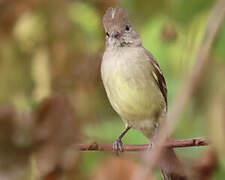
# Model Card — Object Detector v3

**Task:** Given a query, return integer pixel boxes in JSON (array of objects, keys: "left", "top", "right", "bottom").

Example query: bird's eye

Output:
[
  {"left": 125, "top": 25, "right": 130, "bottom": 31},
  {"left": 106, "top": 32, "right": 110, "bottom": 37}
]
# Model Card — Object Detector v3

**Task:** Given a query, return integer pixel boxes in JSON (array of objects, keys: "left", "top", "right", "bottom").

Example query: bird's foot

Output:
[
  {"left": 147, "top": 142, "right": 154, "bottom": 151},
  {"left": 113, "top": 138, "right": 123, "bottom": 155}
]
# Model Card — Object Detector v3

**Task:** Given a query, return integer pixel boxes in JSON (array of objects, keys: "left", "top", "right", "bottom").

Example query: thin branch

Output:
[{"left": 77, "top": 137, "right": 208, "bottom": 151}]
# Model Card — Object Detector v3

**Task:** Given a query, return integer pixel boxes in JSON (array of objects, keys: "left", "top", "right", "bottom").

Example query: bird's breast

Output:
[{"left": 101, "top": 47, "right": 165, "bottom": 124}]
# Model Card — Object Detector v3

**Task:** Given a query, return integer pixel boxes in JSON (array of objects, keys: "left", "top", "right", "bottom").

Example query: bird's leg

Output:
[
  {"left": 148, "top": 123, "right": 159, "bottom": 150},
  {"left": 113, "top": 125, "right": 131, "bottom": 155}
]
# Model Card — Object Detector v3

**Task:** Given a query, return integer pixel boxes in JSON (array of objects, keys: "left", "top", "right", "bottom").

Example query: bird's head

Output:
[{"left": 103, "top": 7, "right": 142, "bottom": 48}]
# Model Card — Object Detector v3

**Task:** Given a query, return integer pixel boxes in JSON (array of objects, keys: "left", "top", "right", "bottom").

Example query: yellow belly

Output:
[{"left": 105, "top": 71, "right": 164, "bottom": 122}]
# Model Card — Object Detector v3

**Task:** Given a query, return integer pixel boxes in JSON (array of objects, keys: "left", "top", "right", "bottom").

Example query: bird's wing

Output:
[{"left": 144, "top": 48, "right": 168, "bottom": 108}]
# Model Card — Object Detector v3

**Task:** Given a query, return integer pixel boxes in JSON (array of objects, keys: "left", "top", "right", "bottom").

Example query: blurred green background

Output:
[{"left": 0, "top": 0, "right": 225, "bottom": 179}]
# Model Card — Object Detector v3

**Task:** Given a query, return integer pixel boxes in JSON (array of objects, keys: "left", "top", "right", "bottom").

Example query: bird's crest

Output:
[{"left": 103, "top": 7, "right": 129, "bottom": 32}]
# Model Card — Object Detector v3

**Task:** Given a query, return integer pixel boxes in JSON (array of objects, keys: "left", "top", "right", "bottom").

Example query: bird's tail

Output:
[{"left": 158, "top": 147, "right": 187, "bottom": 180}]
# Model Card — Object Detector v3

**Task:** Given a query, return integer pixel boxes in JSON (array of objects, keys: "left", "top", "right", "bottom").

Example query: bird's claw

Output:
[
  {"left": 148, "top": 142, "right": 154, "bottom": 150},
  {"left": 113, "top": 139, "right": 123, "bottom": 155}
]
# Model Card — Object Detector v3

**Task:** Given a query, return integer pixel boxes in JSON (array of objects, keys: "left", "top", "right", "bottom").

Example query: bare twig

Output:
[{"left": 77, "top": 137, "right": 208, "bottom": 151}]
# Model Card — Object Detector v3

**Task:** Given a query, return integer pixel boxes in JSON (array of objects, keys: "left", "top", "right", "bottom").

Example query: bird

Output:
[{"left": 101, "top": 7, "right": 187, "bottom": 180}]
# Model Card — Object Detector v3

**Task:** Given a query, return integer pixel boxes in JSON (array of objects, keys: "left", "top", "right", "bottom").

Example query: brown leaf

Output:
[
  {"left": 91, "top": 157, "right": 146, "bottom": 180},
  {"left": 32, "top": 94, "right": 81, "bottom": 179},
  {"left": 192, "top": 150, "right": 218, "bottom": 180},
  {"left": 0, "top": 104, "right": 32, "bottom": 180}
]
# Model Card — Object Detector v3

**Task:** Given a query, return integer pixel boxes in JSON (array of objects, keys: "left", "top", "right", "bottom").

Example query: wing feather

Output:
[{"left": 144, "top": 48, "right": 168, "bottom": 109}]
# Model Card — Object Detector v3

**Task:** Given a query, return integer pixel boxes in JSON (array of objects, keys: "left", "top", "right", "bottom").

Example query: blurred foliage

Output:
[{"left": 0, "top": 0, "right": 225, "bottom": 179}]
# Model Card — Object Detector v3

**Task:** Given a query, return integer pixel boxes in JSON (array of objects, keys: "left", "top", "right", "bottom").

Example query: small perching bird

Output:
[{"left": 101, "top": 7, "right": 187, "bottom": 180}]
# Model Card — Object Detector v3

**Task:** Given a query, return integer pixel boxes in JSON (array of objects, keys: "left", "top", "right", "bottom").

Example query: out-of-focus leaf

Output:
[
  {"left": 171, "top": 0, "right": 213, "bottom": 23},
  {"left": 31, "top": 47, "right": 51, "bottom": 102},
  {"left": 214, "top": 22, "right": 225, "bottom": 60},
  {"left": 32, "top": 94, "right": 81, "bottom": 179},
  {"left": 68, "top": 2, "right": 102, "bottom": 53},
  {"left": 0, "top": 104, "right": 32, "bottom": 180},
  {"left": 13, "top": 11, "right": 46, "bottom": 51},
  {"left": 68, "top": 2, "right": 100, "bottom": 35},
  {"left": 27, "top": 155, "right": 41, "bottom": 180},
  {"left": 192, "top": 150, "right": 218, "bottom": 180},
  {"left": 141, "top": 16, "right": 170, "bottom": 69},
  {"left": 208, "top": 94, "right": 225, "bottom": 155},
  {"left": 170, "top": 12, "right": 208, "bottom": 75},
  {"left": 91, "top": 157, "right": 143, "bottom": 180}
]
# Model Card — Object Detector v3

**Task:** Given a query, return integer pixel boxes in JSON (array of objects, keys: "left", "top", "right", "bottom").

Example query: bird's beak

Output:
[{"left": 111, "top": 31, "right": 120, "bottom": 38}]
